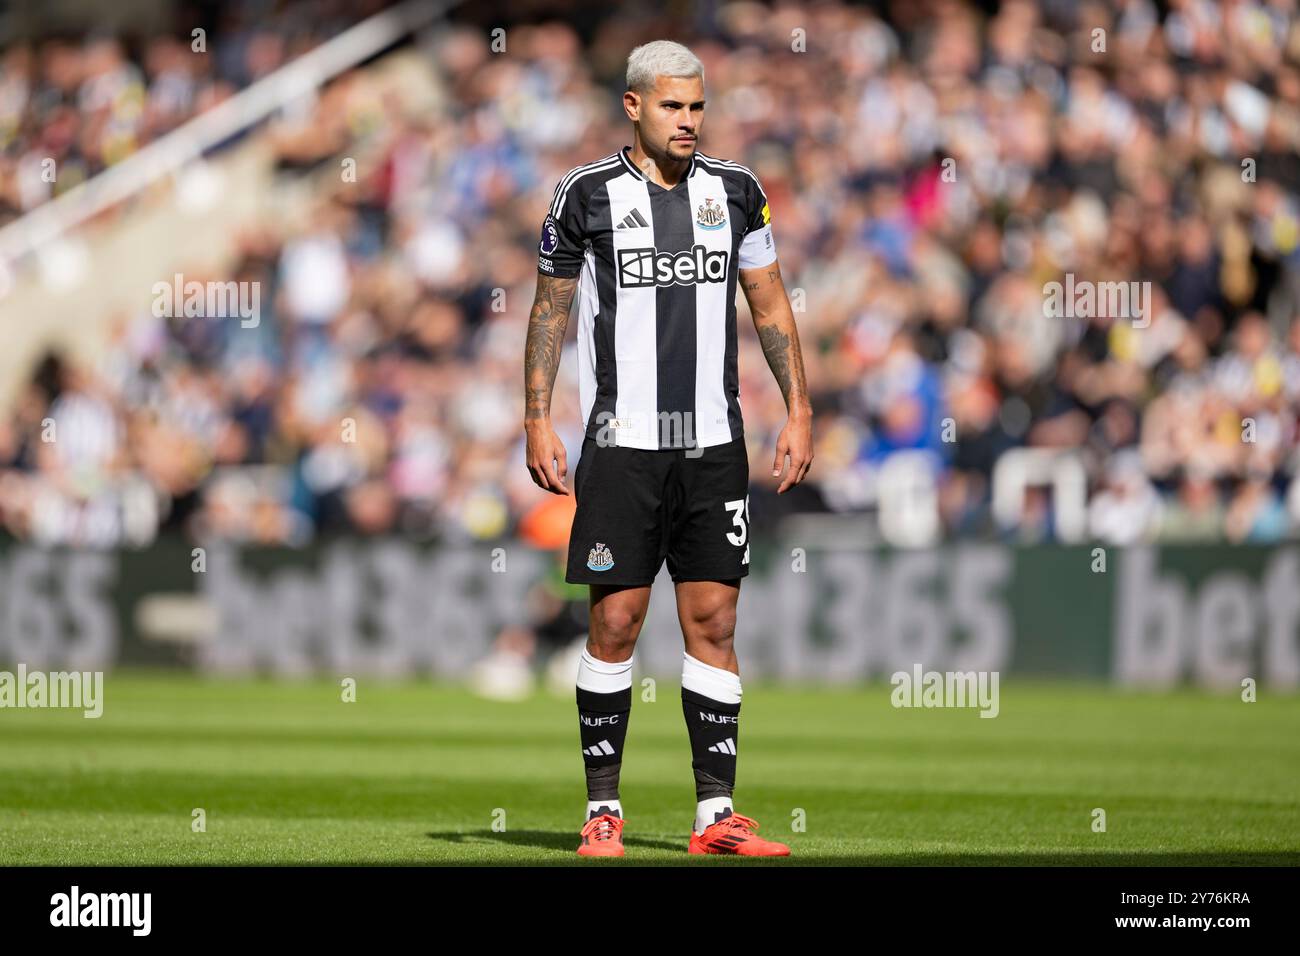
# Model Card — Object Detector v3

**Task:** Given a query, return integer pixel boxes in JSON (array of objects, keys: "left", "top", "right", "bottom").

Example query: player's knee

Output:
[
  {"left": 687, "top": 603, "right": 736, "bottom": 649},
  {"left": 589, "top": 603, "right": 644, "bottom": 653}
]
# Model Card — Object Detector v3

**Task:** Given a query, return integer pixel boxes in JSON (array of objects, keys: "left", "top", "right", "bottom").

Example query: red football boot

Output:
[
  {"left": 688, "top": 812, "right": 789, "bottom": 857},
  {"left": 577, "top": 813, "right": 625, "bottom": 857}
]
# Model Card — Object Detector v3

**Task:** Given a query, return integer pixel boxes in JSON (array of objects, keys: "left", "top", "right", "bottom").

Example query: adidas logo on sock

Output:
[
  {"left": 615, "top": 208, "right": 649, "bottom": 229},
  {"left": 584, "top": 740, "right": 615, "bottom": 757},
  {"left": 707, "top": 738, "right": 736, "bottom": 755}
]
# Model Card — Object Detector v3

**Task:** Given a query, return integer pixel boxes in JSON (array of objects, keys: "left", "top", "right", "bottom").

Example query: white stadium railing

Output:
[{"left": 0, "top": 0, "right": 451, "bottom": 271}]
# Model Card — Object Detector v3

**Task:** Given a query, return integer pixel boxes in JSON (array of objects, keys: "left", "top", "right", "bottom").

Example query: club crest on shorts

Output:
[
  {"left": 696, "top": 197, "right": 726, "bottom": 230},
  {"left": 587, "top": 542, "right": 614, "bottom": 572}
]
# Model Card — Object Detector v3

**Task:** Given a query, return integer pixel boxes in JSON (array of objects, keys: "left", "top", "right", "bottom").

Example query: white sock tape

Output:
[
  {"left": 681, "top": 652, "right": 742, "bottom": 705},
  {"left": 577, "top": 648, "right": 634, "bottom": 694}
]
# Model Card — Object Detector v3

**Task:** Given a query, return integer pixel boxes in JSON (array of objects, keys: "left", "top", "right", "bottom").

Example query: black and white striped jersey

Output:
[{"left": 537, "top": 146, "right": 778, "bottom": 451}]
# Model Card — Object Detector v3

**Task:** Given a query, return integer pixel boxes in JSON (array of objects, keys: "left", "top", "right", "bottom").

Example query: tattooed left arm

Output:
[{"left": 740, "top": 259, "right": 813, "bottom": 493}]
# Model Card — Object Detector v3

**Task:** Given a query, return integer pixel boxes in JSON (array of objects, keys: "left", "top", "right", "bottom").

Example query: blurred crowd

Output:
[
  {"left": 0, "top": 0, "right": 385, "bottom": 223},
  {"left": 4, "top": 0, "right": 1300, "bottom": 549}
]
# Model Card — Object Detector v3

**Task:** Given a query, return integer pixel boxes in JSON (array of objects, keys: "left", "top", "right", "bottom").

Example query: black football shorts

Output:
[{"left": 565, "top": 435, "right": 751, "bottom": 586}]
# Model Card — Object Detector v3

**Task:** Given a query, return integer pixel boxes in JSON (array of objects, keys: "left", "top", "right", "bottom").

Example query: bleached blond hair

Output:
[{"left": 626, "top": 40, "right": 704, "bottom": 94}]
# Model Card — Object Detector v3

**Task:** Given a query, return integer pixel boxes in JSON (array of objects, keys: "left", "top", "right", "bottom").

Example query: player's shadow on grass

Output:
[
  {"left": 426, "top": 830, "right": 681, "bottom": 852},
  {"left": 415, "top": 843, "right": 1299, "bottom": 865}
]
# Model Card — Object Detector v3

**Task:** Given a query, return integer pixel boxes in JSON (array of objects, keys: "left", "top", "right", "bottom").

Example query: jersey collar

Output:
[{"left": 620, "top": 146, "right": 696, "bottom": 187}]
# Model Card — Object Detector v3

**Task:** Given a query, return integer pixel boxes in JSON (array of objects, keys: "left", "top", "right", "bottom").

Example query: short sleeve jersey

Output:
[{"left": 538, "top": 146, "right": 777, "bottom": 451}]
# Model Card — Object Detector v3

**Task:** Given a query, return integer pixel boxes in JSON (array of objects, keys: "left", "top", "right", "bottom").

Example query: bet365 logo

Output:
[{"left": 617, "top": 245, "right": 728, "bottom": 288}]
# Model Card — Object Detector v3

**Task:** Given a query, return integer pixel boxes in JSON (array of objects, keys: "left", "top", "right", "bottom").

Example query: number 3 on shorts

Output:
[{"left": 724, "top": 496, "right": 750, "bottom": 565}]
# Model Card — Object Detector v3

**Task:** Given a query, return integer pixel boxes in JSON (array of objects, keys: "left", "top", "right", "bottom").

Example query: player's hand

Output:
[
  {"left": 525, "top": 420, "right": 570, "bottom": 495},
  {"left": 772, "top": 410, "right": 813, "bottom": 494}
]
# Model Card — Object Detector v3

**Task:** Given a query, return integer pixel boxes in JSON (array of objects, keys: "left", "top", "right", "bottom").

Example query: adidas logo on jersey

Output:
[
  {"left": 615, "top": 208, "right": 649, "bottom": 229},
  {"left": 617, "top": 245, "right": 728, "bottom": 288},
  {"left": 707, "top": 738, "right": 736, "bottom": 755},
  {"left": 584, "top": 739, "right": 616, "bottom": 756}
]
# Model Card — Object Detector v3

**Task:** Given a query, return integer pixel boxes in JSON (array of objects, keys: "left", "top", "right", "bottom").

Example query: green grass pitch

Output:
[{"left": 1, "top": 672, "right": 1297, "bottom": 865}]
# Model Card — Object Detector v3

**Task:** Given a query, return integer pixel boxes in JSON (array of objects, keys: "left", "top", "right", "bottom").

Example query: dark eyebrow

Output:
[{"left": 659, "top": 99, "right": 706, "bottom": 108}]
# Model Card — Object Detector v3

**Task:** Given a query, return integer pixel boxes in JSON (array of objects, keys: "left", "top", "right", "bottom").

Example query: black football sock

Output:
[
  {"left": 577, "top": 649, "right": 633, "bottom": 819},
  {"left": 681, "top": 652, "right": 743, "bottom": 830},
  {"left": 682, "top": 687, "right": 740, "bottom": 800}
]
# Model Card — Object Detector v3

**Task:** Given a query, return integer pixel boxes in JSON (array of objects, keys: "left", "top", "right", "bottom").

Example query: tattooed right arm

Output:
[
  {"left": 524, "top": 274, "right": 578, "bottom": 422},
  {"left": 523, "top": 272, "right": 579, "bottom": 495}
]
